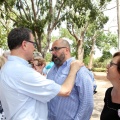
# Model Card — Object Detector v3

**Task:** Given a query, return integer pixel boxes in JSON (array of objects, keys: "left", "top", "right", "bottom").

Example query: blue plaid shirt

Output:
[{"left": 47, "top": 57, "right": 94, "bottom": 120}]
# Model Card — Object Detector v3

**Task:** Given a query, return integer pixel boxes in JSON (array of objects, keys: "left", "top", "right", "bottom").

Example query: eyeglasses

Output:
[
  {"left": 49, "top": 47, "right": 66, "bottom": 52},
  {"left": 25, "top": 40, "right": 37, "bottom": 48},
  {"left": 108, "top": 61, "right": 118, "bottom": 68}
]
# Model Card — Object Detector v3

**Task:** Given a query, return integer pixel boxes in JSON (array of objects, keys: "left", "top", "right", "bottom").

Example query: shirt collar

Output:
[
  {"left": 54, "top": 57, "right": 75, "bottom": 68},
  {"left": 8, "top": 55, "right": 29, "bottom": 66},
  {"left": 62, "top": 57, "right": 75, "bottom": 66}
]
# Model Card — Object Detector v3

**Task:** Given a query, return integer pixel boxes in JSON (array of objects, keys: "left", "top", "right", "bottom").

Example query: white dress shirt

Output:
[{"left": 0, "top": 56, "right": 61, "bottom": 120}]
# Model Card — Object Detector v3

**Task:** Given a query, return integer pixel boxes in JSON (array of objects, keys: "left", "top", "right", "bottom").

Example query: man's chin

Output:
[
  {"left": 53, "top": 57, "right": 57, "bottom": 60},
  {"left": 53, "top": 58, "right": 57, "bottom": 62},
  {"left": 28, "top": 57, "right": 33, "bottom": 62}
]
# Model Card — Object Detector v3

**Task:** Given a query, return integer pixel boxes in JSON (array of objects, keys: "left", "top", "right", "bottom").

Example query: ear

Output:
[{"left": 21, "top": 41, "right": 27, "bottom": 50}]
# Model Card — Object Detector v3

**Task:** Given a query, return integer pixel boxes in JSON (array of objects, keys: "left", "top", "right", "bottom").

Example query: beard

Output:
[{"left": 52, "top": 53, "right": 65, "bottom": 66}]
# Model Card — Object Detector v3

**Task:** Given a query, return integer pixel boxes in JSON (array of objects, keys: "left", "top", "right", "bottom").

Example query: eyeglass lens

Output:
[{"left": 50, "top": 47, "right": 66, "bottom": 52}]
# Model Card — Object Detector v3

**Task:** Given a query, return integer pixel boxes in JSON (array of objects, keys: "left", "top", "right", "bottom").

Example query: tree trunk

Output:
[
  {"left": 88, "top": 33, "right": 96, "bottom": 69},
  {"left": 77, "top": 39, "right": 84, "bottom": 62},
  {"left": 116, "top": 0, "right": 120, "bottom": 49}
]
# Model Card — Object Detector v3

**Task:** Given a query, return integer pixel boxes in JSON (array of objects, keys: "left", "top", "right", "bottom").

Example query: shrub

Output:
[{"left": 92, "top": 68, "right": 106, "bottom": 72}]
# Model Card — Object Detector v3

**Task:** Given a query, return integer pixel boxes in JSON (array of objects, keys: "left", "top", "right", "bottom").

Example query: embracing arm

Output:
[
  {"left": 58, "top": 60, "right": 84, "bottom": 96},
  {"left": 74, "top": 68, "right": 94, "bottom": 120}
]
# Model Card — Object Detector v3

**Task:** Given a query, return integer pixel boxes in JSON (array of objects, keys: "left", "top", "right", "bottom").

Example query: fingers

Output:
[{"left": 70, "top": 60, "right": 84, "bottom": 72}]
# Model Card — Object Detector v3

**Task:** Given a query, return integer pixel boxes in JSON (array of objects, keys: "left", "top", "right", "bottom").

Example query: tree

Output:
[
  {"left": 0, "top": 0, "right": 112, "bottom": 60},
  {"left": 0, "top": 0, "right": 81, "bottom": 57},
  {"left": 0, "top": 3, "right": 15, "bottom": 50},
  {"left": 99, "top": 50, "right": 112, "bottom": 62},
  {"left": 84, "top": 29, "right": 117, "bottom": 68},
  {"left": 0, "top": 25, "right": 8, "bottom": 50},
  {"left": 66, "top": 0, "right": 112, "bottom": 62},
  {"left": 1, "top": 0, "right": 67, "bottom": 57}
]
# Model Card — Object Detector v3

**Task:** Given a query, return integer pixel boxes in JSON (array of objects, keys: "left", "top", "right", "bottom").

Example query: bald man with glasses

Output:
[{"left": 47, "top": 38, "right": 94, "bottom": 120}]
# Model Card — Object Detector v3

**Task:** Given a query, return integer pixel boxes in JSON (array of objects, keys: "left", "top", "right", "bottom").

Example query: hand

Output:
[
  {"left": 70, "top": 60, "right": 84, "bottom": 72},
  {"left": 34, "top": 64, "right": 45, "bottom": 74},
  {"left": 37, "top": 64, "right": 45, "bottom": 74}
]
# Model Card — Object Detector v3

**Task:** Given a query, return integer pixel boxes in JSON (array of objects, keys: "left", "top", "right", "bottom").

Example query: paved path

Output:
[{"left": 90, "top": 72, "right": 112, "bottom": 120}]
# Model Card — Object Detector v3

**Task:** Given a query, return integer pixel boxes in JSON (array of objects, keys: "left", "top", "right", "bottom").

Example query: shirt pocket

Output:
[{"left": 55, "top": 68, "right": 69, "bottom": 84}]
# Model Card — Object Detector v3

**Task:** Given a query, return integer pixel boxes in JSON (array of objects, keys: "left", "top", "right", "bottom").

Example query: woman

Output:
[
  {"left": 31, "top": 56, "right": 46, "bottom": 75},
  {"left": 100, "top": 51, "right": 120, "bottom": 120}
]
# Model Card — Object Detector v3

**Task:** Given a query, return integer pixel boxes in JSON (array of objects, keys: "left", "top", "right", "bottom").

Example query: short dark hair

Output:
[{"left": 8, "top": 27, "right": 32, "bottom": 50}]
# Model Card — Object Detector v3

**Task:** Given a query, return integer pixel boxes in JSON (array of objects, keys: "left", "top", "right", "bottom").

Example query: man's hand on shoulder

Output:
[{"left": 70, "top": 60, "right": 84, "bottom": 73}]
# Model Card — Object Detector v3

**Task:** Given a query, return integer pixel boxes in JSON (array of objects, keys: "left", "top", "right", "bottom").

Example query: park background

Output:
[
  {"left": 0, "top": 0, "right": 119, "bottom": 119},
  {"left": 0, "top": 0, "right": 119, "bottom": 71}
]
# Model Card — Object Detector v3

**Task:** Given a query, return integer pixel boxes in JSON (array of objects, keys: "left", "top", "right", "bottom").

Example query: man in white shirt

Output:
[{"left": 0, "top": 27, "right": 82, "bottom": 120}]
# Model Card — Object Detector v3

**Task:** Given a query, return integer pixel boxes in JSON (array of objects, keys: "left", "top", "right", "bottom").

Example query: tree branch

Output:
[
  {"left": 67, "top": 25, "right": 79, "bottom": 41},
  {"left": 24, "top": 0, "right": 31, "bottom": 18},
  {"left": 103, "top": 6, "right": 117, "bottom": 12},
  {"left": 47, "top": 0, "right": 52, "bottom": 32},
  {"left": 31, "top": 0, "right": 37, "bottom": 21},
  {"left": 0, "top": 21, "right": 7, "bottom": 30},
  {"left": 51, "top": 0, "right": 66, "bottom": 30},
  {"left": 19, "top": 0, "right": 29, "bottom": 20},
  {"left": 4, "top": 0, "right": 22, "bottom": 20}
]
